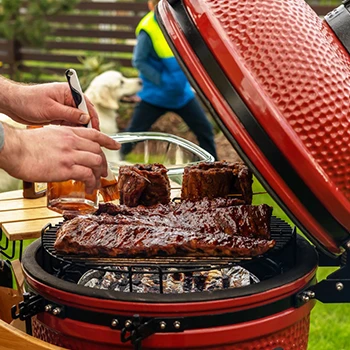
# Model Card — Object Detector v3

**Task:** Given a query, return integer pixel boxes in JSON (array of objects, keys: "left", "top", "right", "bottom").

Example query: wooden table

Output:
[{"left": 0, "top": 190, "right": 63, "bottom": 260}]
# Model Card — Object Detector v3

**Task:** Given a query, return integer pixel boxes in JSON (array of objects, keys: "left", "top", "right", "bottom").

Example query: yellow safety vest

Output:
[{"left": 135, "top": 11, "right": 173, "bottom": 59}]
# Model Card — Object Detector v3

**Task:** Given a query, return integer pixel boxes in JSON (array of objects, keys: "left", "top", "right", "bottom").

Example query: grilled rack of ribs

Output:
[
  {"left": 54, "top": 199, "right": 274, "bottom": 258},
  {"left": 181, "top": 161, "right": 253, "bottom": 204},
  {"left": 54, "top": 216, "right": 274, "bottom": 258},
  {"left": 118, "top": 163, "right": 171, "bottom": 207},
  {"left": 94, "top": 199, "right": 271, "bottom": 239}
]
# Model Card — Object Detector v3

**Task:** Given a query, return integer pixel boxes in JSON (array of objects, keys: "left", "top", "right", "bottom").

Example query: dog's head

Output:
[{"left": 85, "top": 70, "right": 142, "bottom": 110}]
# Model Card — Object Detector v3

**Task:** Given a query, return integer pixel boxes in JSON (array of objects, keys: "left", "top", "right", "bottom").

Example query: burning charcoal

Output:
[
  {"left": 77, "top": 265, "right": 259, "bottom": 294},
  {"left": 111, "top": 282, "right": 122, "bottom": 291},
  {"left": 192, "top": 271, "right": 208, "bottom": 292},
  {"left": 163, "top": 269, "right": 185, "bottom": 294},
  {"left": 224, "top": 266, "right": 254, "bottom": 288},
  {"left": 222, "top": 276, "right": 230, "bottom": 289},
  {"left": 183, "top": 272, "right": 194, "bottom": 293},
  {"left": 84, "top": 278, "right": 101, "bottom": 289},
  {"left": 203, "top": 270, "right": 223, "bottom": 291}
]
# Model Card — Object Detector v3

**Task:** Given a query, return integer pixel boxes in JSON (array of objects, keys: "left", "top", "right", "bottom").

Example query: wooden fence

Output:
[
  {"left": 0, "top": 2, "right": 340, "bottom": 83},
  {"left": 0, "top": 1, "right": 148, "bottom": 82}
]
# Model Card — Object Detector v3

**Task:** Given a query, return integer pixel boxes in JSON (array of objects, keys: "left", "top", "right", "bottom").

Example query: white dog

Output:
[
  {"left": 85, "top": 70, "right": 142, "bottom": 165},
  {"left": 85, "top": 70, "right": 142, "bottom": 136}
]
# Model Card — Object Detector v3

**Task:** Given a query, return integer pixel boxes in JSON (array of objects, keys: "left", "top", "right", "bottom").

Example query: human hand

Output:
[
  {"left": 0, "top": 80, "right": 99, "bottom": 129},
  {"left": 0, "top": 124, "right": 120, "bottom": 192}
]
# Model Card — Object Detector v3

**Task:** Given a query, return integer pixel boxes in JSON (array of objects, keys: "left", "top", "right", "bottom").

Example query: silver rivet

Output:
[
  {"left": 125, "top": 320, "right": 132, "bottom": 328},
  {"left": 307, "top": 291, "right": 315, "bottom": 299},
  {"left": 346, "top": 241, "right": 350, "bottom": 249},
  {"left": 111, "top": 319, "right": 119, "bottom": 327},
  {"left": 159, "top": 321, "right": 166, "bottom": 330},
  {"left": 44, "top": 305, "right": 52, "bottom": 312},
  {"left": 52, "top": 307, "right": 61, "bottom": 316},
  {"left": 173, "top": 321, "right": 181, "bottom": 329},
  {"left": 301, "top": 295, "right": 310, "bottom": 303},
  {"left": 336, "top": 282, "right": 344, "bottom": 291}
]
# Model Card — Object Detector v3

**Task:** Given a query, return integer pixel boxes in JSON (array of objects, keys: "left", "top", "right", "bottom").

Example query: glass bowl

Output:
[{"left": 107, "top": 132, "right": 215, "bottom": 186}]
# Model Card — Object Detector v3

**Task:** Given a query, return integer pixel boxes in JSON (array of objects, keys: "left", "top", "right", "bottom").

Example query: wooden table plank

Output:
[
  {"left": 0, "top": 197, "right": 47, "bottom": 212},
  {"left": 0, "top": 190, "right": 24, "bottom": 201},
  {"left": 0, "top": 207, "right": 61, "bottom": 225},
  {"left": 2, "top": 217, "right": 63, "bottom": 241}
]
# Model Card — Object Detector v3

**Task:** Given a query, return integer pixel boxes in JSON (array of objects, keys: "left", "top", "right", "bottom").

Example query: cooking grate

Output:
[
  {"left": 41, "top": 216, "right": 294, "bottom": 267},
  {"left": 38, "top": 216, "right": 296, "bottom": 293}
]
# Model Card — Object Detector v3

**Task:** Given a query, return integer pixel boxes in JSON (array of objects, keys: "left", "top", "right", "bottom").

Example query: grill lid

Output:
[{"left": 156, "top": 0, "right": 350, "bottom": 256}]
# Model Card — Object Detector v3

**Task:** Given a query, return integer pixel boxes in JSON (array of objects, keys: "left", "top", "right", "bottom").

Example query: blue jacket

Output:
[{"left": 133, "top": 12, "right": 194, "bottom": 109}]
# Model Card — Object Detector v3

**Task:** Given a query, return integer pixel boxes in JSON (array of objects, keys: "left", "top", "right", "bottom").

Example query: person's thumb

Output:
[{"left": 57, "top": 104, "right": 91, "bottom": 126}]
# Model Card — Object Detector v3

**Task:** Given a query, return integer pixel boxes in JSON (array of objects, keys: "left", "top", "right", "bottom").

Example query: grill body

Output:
[
  {"left": 22, "top": 236, "right": 318, "bottom": 349},
  {"left": 31, "top": 309, "right": 313, "bottom": 349}
]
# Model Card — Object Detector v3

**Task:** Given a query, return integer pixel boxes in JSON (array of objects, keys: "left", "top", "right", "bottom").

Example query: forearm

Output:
[
  {"left": 0, "top": 122, "right": 22, "bottom": 176},
  {"left": 0, "top": 77, "right": 22, "bottom": 118}
]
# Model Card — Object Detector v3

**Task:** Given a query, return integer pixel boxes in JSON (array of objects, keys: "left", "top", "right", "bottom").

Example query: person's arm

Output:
[
  {"left": 0, "top": 77, "right": 100, "bottom": 129},
  {"left": 132, "top": 30, "right": 162, "bottom": 86},
  {"left": 0, "top": 123, "right": 120, "bottom": 193}
]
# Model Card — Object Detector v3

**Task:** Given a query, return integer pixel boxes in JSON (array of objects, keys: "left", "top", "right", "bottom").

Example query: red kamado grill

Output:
[{"left": 13, "top": 0, "right": 350, "bottom": 349}]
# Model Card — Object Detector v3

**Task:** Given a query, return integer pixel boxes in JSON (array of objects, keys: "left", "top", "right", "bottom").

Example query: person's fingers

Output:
[
  {"left": 85, "top": 95, "right": 100, "bottom": 130},
  {"left": 70, "top": 151, "right": 107, "bottom": 181},
  {"left": 53, "top": 104, "right": 91, "bottom": 126},
  {"left": 68, "top": 165, "right": 98, "bottom": 194},
  {"left": 71, "top": 127, "right": 121, "bottom": 150}
]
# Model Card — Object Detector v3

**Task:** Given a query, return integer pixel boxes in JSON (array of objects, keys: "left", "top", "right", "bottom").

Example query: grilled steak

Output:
[
  {"left": 181, "top": 161, "right": 253, "bottom": 204},
  {"left": 54, "top": 215, "right": 275, "bottom": 258},
  {"left": 118, "top": 163, "right": 171, "bottom": 207}
]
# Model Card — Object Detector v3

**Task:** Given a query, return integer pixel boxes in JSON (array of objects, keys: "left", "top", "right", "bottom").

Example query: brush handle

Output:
[{"left": 65, "top": 69, "right": 92, "bottom": 128}]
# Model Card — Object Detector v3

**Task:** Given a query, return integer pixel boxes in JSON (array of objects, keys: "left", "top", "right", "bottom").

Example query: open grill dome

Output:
[{"left": 156, "top": 0, "right": 350, "bottom": 256}]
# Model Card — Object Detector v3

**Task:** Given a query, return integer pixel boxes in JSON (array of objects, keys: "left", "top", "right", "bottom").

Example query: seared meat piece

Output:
[
  {"left": 181, "top": 161, "right": 253, "bottom": 204},
  {"left": 118, "top": 163, "right": 171, "bottom": 207},
  {"left": 173, "top": 197, "right": 246, "bottom": 214},
  {"left": 173, "top": 204, "right": 272, "bottom": 239},
  {"left": 54, "top": 216, "right": 275, "bottom": 258},
  {"left": 95, "top": 198, "right": 244, "bottom": 218},
  {"left": 93, "top": 200, "right": 272, "bottom": 239},
  {"left": 95, "top": 202, "right": 175, "bottom": 216}
]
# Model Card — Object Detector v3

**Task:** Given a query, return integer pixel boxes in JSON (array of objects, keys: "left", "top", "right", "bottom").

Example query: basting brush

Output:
[{"left": 65, "top": 68, "right": 120, "bottom": 202}]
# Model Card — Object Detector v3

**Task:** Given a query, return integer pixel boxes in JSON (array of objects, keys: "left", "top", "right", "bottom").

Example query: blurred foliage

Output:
[
  {"left": 306, "top": 0, "right": 341, "bottom": 4},
  {"left": 78, "top": 55, "right": 122, "bottom": 91},
  {"left": 0, "top": 0, "right": 79, "bottom": 47}
]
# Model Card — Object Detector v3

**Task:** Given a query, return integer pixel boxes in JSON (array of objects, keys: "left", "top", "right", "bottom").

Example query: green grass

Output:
[
  {"left": 252, "top": 178, "right": 350, "bottom": 350},
  {"left": 1, "top": 177, "right": 349, "bottom": 349}
]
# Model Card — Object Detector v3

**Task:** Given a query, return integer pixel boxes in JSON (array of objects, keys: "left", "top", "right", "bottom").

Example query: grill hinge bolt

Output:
[
  {"left": 300, "top": 294, "right": 310, "bottom": 303},
  {"left": 336, "top": 282, "right": 344, "bottom": 291},
  {"left": 125, "top": 320, "right": 132, "bottom": 328},
  {"left": 159, "top": 321, "right": 167, "bottom": 330},
  {"left": 173, "top": 321, "right": 181, "bottom": 329},
  {"left": 44, "top": 304, "right": 52, "bottom": 312},
  {"left": 52, "top": 307, "right": 61, "bottom": 316},
  {"left": 306, "top": 291, "right": 316, "bottom": 299},
  {"left": 111, "top": 319, "right": 119, "bottom": 328}
]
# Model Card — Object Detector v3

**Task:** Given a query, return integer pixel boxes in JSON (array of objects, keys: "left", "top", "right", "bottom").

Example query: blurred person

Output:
[
  {"left": 0, "top": 77, "right": 120, "bottom": 193},
  {"left": 121, "top": 0, "right": 218, "bottom": 160}
]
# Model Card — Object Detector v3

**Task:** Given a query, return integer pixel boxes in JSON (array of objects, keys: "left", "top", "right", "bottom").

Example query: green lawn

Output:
[
  {"left": 252, "top": 179, "right": 350, "bottom": 350},
  {"left": 1, "top": 178, "right": 349, "bottom": 349}
]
